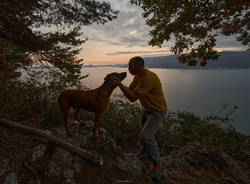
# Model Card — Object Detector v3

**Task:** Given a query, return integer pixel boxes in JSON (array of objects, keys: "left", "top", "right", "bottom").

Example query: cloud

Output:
[
  {"left": 106, "top": 50, "right": 169, "bottom": 55},
  {"left": 83, "top": 0, "right": 150, "bottom": 47},
  {"left": 215, "top": 35, "right": 246, "bottom": 50},
  {"left": 84, "top": 0, "right": 246, "bottom": 50},
  {"left": 80, "top": 0, "right": 246, "bottom": 64}
]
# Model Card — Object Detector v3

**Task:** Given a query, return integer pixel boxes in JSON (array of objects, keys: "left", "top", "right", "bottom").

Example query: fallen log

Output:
[{"left": 0, "top": 117, "right": 103, "bottom": 165}]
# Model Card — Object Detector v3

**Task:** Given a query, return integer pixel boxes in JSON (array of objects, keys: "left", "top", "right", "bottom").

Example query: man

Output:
[{"left": 110, "top": 56, "right": 167, "bottom": 182}]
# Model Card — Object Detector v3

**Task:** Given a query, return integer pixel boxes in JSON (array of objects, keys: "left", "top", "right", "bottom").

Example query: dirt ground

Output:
[{"left": 1, "top": 120, "right": 250, "bottom": 184}]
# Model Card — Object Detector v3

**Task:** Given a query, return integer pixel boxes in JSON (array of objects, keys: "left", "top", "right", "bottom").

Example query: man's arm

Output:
[
  {"left": 128, "top": 78, "right": 137, "bottom": 91},
  {"left": 118, "top": 82, "right": 141, "bottom": 102}
]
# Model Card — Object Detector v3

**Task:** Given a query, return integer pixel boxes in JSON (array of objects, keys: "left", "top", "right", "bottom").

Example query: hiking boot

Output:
[{"left": 151, "top": 164, "right": 164, "bottom": 183}]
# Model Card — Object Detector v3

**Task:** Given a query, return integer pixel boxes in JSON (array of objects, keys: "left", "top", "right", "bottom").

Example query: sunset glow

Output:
[{"left": 79, "top": 0, "right": 246, "bottom": 65}]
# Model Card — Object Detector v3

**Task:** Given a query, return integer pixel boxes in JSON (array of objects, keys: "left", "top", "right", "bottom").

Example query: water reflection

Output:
[{"left": 81, "top": 67, "right": 250, "bottom": 135}]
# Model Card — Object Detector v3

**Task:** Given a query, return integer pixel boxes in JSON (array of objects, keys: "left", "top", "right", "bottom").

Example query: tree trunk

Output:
[{"left": 0, "top": 117, "right": 103, "bottom": 165}]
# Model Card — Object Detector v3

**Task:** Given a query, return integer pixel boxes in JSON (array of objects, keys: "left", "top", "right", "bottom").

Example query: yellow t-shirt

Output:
[{"left": 130, "top": 69, "right": 167, "bottom": 112}]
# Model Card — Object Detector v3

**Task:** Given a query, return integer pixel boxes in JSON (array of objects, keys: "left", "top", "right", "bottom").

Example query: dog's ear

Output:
[
  {"left": 104, "top": 74, "right": 111, "bottom": 81},
  {"left": 104, "top": 74, "right": 114, "bottom": 87}
]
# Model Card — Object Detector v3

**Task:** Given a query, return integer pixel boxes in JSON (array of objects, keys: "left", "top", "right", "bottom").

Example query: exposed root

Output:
[{"left": 22, "top": 157, "right": 41, "bottom": 184}]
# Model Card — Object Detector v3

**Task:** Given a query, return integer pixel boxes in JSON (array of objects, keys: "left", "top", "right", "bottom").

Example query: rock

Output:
[
  {"left": 82, "top": 120, "right": 94, "bottom": 128},
  {"left": 63, "top": 168, "right": 75, "bottom": 184},
  {"left": 164, "top": 145, "right": 238, "bottom": 170},
  {"left": 72, "top": 157, "right": 83, "bottom": 173},
  {"left": 32, "top": 145, "right": 47, "bottom": 162},
  {"left": 116, "top": 154, "right": 143, "bottom": 176},
  {"left": 48, "top": 161, "right": 61, "bottom": 176},
  {"left": 30, "top": 120, "right": 125, "bottom": 183},
  {"left": 0, "top": 159, "right": 10, "bottom": 177},
  {"left": 45, "top": 120, "right": 116, "bottom": 183},
  {"left": 162, "top": 145, "right": 250, "bottom": 184},
  {"left": 48, "top": 146, "right": 85, "bottom": 179},
  {"left": 3, "top": 173, "right": 18, "bottom": 184}
]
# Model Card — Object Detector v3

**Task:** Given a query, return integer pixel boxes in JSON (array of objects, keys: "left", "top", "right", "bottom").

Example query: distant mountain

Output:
[
  {"left": 143, "top": 51, "right": 250, "bottom": 69},
  {"left": 83, "top": 64, "right": 96, "bottom": 67},
  {"left": 83, "top": 63, "right": 127, "bottom": 68},
  {"left": 83, "top": 51, "right": 250, "bottom": 69}
]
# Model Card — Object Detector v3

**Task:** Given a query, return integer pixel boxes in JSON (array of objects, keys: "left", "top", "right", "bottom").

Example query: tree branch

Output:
[{"left": 0, "top": 117, "right": 103, "bottom": 165}]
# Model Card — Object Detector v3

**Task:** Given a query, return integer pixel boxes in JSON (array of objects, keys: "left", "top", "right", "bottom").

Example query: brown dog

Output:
[{"left": 58, "top": 72, "right": 127, "bottom": 137}]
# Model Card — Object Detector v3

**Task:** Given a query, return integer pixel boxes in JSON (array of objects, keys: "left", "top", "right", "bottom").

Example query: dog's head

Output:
[{"left": 104, "top": 72, "right": 127, "bottom": 87}]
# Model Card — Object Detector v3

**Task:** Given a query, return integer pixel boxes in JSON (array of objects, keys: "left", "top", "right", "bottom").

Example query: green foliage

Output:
[
  {"left": 0, "top": 38, "right": 32, "bottom": 78},
  {"left": 0, "top": 0, "right": 118, "bottom": 83},
  {"left": 162, "top": 110, "right": 250, "bottom": 158},
  {"left": 131, "top": 0, "right": 250, "bottom": 66},
  {"left": 102, "top": 97, "right": 141, "bottom": 149},
  {"left": 100, "top": 99, "right": 250, "bottom": 157},
  {"left": 1, "top": 75, "right": 249, "bottom": 158},
  {"left": 96, "top": 97, "right": 250, "bottom": 157},
  {"left": 0, "top": 71, "right": 72, "bottom": 127}
]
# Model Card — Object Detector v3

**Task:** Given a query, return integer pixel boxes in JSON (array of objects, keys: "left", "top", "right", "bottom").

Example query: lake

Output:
[{"left": 81, "top": 67, "right": 250, "bottom": 135}]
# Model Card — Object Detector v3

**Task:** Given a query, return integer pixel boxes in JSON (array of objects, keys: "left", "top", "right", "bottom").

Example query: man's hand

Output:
[
  {"left": 109, "top": 76, "right": 141, "bottom": 102},
  {"left": 109, "top": 76, "right": 121, "bottom": 86}
]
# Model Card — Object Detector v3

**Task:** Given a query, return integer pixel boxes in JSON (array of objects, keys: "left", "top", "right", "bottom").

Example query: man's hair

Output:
[{"left": 129, "top": 56, "right": 144, "bottom": 66}]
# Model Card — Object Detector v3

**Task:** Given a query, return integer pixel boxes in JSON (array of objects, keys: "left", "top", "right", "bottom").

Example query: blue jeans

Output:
[{"left": 139, "top": 110, "right": 166, "bottom": 164}]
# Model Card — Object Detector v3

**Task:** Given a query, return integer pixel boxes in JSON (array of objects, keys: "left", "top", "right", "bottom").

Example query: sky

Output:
[{"left": 79, "top": 0, "right": 246, "bottom": 65}]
